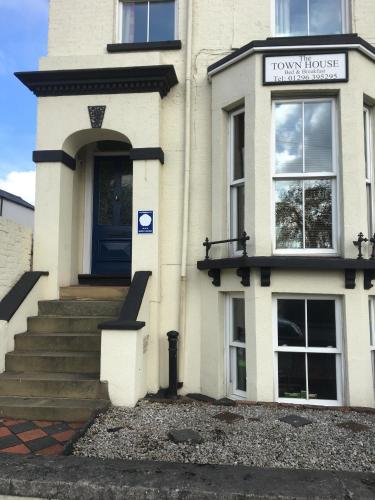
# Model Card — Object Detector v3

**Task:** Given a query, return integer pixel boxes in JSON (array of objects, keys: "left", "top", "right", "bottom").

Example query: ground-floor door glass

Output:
[
  {"left": 227, "top": 295, "right": 247, "bottom": 398},
  {"left": 92, "top": 156, "right": 132, "bottom": 276}
]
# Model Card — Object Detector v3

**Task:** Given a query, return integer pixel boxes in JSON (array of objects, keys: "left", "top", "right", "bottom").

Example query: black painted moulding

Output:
[{"left": 107, "top": 40, "right": 182, "bottom": 53}]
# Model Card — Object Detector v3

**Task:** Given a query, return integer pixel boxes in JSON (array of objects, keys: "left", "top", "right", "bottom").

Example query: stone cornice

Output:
[{"left": 15, "top": 65, "right": 178, "bottom": 98}]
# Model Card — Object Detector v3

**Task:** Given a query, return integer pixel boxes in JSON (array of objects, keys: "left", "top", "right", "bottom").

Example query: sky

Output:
[{"left": 0, "top": 0, "right": 49, "bottom": 204}]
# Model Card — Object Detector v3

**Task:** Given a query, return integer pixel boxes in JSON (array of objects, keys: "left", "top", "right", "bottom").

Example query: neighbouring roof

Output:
[
  {"left": 208, "top": 34, "right": 375, "bottom": 77},
  {"left": 0, "top": 189, "right": 34, "bottom": 211}
]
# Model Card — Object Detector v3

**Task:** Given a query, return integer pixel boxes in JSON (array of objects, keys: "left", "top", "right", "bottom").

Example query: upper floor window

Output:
[
  {"left": 121, "top": 1, "right": 176, "bottom": 43},
  {"left": 229, "top": 109, "right": 245, "bottom": 254},
  {"left": 275, "top": 0, "right": 348, "bottom": 37},
  {"left": 273, "top": 98, "right": 338, "bottom": 254},
  {"left": 364, "top": 106, "right": 374, "bottom": 237}
]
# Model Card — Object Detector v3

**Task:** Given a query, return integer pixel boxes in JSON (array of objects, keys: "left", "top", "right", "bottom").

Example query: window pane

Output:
[
  {"left": 275, "top": 180, "right": 303, "bottom": 248},
  {"left": 98, "top": 162, "right": 117, "bottom": 225},
  {"left": 278, "top": 352, "right": 306, "bottom": 398},
  {"left": 278, "top": 299, "right": 306, "bottom": 347},
  {"left": 304, "top": 102, "right": 333, "bottom": 173},
  {"left": 149, "top": 1, "right": 175, "bottom": 42},
  {"left": 123, "top": 2, "right": 148, "bottom": 43},
  {"left": 275, "top": 103, "right": 303, "bottom": 174},
  {"left": 236, "top": 347, "right": 247, "bottom": 392},
  {"left": 309, "top": 0, "right": 343, "bottom": 35},
  {"left": 119, "top": 164, "right": 133, "bottom": 227},
  {"left": 308, "top": 353, "right": 337, "bottom": 400},
  {"left": 233, "top": 112, "right": 245, "bottom": 180},
  {"left": 236, "top": 185, "right": 245, "bottom": 250},
  {"left": 232, "top": 298, "right": 245, "bottom": 343},
  {"left": 304, "top": 179, "right": 333, "bottom": 249},
  {"left": 307, "top": 300, "right": 336, "bottom": 347},
  {"left": 275, "top": 0, "right": 307, "bottom": 36}
]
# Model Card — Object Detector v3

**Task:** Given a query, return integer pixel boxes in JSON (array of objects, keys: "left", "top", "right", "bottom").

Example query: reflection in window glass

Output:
[
  {"left": 278, "top": 299, "right": 305, "bottom": 347},
  {"left": 307, "top": 300, "right": 336, "bottom": 347},
  {"left": 308, "top": 353, "right": 337, "bottom": 400},
  {"left": 275, "top": 0, "right": 345, "bottom": 36},
  {"left": 275, "top": 180, "right": 303, "bottom": 249},
  {"left": 230, "top": 110, "right": 245, "bottom": 253},
  {"left": 233, "top": 298, "right": 246, "bottom": 343},
  {"left": 123, "top": 2, "right": 148, "bottom": 43},
  {"left": 278, "top": 352, "right": 306, "bottom": 398},
  {"left": 304, "top": 102, "right": 333, "bottom": 173},
  {"left": 149, "top": 1, "right": 175, "bottom": 42},
  {"left": 275, "top": 102, "right": 303, "bottom": 174},
  {"left": 304, "top": 179, "right": 333, "bottom": 249},
  {"left": 233, "top": 113, "right": 245, "bottom": 180},
  {"left": 236, "top": 348, "right": 247, "bottom": 392}
]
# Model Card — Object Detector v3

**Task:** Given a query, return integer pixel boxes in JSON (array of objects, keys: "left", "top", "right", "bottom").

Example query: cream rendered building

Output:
[{"left": 3, "top": 0, "right": 375, "bottom": 417}]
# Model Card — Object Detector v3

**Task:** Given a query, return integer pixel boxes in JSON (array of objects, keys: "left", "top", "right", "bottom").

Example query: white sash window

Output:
[
  {"left": 273, "top": 98, "right": 339, "bottom": 254},
  {"left": 275, "top": 0, "right": 349, "bottom": 37},
  {"left": 274, "top": 296, "right": 343, "bottom": 406},
  {"left": 120, "top": 0, "right": 176, "bottom": 43}
]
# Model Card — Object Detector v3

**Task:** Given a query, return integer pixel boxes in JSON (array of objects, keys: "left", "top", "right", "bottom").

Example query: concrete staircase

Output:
[{"left": 0, "top": 286, "right": 128, "bottom": 421}]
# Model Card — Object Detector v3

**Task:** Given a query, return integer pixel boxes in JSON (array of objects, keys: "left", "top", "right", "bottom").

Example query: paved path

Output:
[
  {"left": 0, "top": 455, "right": 373, "bottom": 499},
  {"left": 0, "top": 419, "right": 83, "bottom": 456}
]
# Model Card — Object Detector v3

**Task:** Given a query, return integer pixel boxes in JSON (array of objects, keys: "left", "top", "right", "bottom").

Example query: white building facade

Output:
[{"left": 13, "top": 0, "right": 375, "bottom": 409}]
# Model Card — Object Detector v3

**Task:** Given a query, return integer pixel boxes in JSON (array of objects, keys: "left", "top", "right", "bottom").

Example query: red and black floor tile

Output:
[{"left": 0, "top": 419, "right": 84, "bottom": 455}]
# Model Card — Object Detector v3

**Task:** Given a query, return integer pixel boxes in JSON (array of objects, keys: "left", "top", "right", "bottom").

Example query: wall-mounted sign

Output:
[
  {"left": 138, "top": 210, "right": 154, "bottom": 234},
  {"left": 263, "top": 52, "right": 348, "bottom": 85}
]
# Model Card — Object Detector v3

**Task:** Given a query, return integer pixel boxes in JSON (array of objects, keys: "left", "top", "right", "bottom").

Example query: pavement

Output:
[
  {"left": 0, "top": 455, "right": 373, "bottom": 499},
  {"left": 0, "top": 419, "right": 83, "bottom": 456}
]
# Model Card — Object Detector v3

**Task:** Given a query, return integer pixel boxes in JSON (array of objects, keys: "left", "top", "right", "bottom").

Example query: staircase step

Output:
[
  {"left": 38, "top": 300, "right": 122, "bottom": 318},
  {"left": 60, "top": 286, "right": 128, "bottom": 301},
  {"left": 0, "top": 396, "right": 109, "bottom": 422},
  {"left": 5, "top": 351, "right": 100, "bottom": 374},
  {"left": 0, "top": 372, "right": 108, "bottom": 399},
  {"left": 27, "top": 316, "right": 113, "bottom": 333},
  {"left": 15, "top": 333, "right": 101, "bottom": 352}
]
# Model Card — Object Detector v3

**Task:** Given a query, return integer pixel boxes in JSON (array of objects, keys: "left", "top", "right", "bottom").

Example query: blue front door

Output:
[{"left": 91, "top": 156, "right": 132, "bottom": 276}]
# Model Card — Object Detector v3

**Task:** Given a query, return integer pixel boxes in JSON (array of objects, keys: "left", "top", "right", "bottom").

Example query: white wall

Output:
[
  {"left": 0, "top": 217, "right": 32, "bottom": 300},
  {"left": 2, "top": 200, "right": 34, "bottom": 229}
]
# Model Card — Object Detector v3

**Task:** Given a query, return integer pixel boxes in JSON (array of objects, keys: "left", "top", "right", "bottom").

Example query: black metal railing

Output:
[
  {"left": 353, "top": 232, "right": 375, "bottom": 259},
  {"left": 203, "top": 231, "right": 250, "bottom": 260}
]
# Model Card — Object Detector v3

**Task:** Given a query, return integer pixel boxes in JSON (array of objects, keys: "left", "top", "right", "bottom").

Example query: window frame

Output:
[
  {"left": 228, "top": 108, "right": 246, "bottom": 256},
  {"left": 118, "top": 0, "right": 178, "bottom": 44},
  {"left": 273, "top": 295, "right": 343, "bottom": 406},
  {"left": 272, "top": 0, "right": 351, "bottom": 37},
  {"left": 225, "top": 294, "right": 247, "bottom": 400},
  {"left": 364, "top": 106, "right": 374, "bottom": 237},
  {"left": 271, "top": 97, "right": 340, "bottom": 255}
]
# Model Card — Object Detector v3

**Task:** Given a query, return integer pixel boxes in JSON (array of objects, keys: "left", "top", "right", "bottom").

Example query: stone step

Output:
[
  {"left": 60, "top": 286, "right": 128, "bottom": 301},
  {"left": 27, "top": 316, "right": 113, "bottom": 334},
  {"left": 15, "top": 333, "right": 101, "bottom": 353},
  {"left": 0, "top": 396, "right": 110, "bottom": 422},
  {"left": 5, "top": 351, "right": 100, "bottom": 374},
  {"left": 38, "top": 300, "right": 122, "bottom": 318},
  {"left": 0, "top": 372, "right": 108, "bottom": 399}
]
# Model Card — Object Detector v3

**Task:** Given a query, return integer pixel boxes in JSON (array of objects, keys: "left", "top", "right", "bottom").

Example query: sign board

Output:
[
  {"left": 264, "top": 52, "right": 348, "bottom": 85},
  {"left": 138, "top": 210, "right": 154, "bottom": 234}
]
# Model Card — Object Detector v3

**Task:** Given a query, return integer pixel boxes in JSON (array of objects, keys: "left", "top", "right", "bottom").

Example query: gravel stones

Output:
[
  {"left": 73, "top": 401, "right": 375, "bottom": 472},
  {"left": 213, "top": 412, "right": 244, "bottom": 424},
  {"left": 168, "top": 429, "right": 203, "bottom": 444},
  {"left": 336, "top": 421, "right": 370, "bottom": 433},
  {"left": 279, "top": 415, "right": 312, "bottom": 428}
]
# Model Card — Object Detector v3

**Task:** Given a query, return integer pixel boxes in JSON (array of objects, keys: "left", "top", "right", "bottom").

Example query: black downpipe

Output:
[{"left": 167, "top": 331, "right": 179, "bottom": 398}]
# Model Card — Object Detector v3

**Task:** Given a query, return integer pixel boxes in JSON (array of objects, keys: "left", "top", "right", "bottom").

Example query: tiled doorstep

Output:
[{"left": 0, "top": 419, "right": 83, "bottom": 456}]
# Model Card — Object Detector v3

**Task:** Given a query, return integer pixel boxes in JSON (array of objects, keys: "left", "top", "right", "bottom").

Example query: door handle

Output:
[{"left": 115, "top": 195, "right": 119, "bottom": 202}]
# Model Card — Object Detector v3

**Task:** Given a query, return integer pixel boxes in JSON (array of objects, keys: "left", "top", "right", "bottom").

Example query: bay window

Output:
[
  {"left": 121, "top": 1, "right": 176, "bottom": 43},
  {"left": 273, "top": 99, "right": 338, "bottom": 253},
  {"left": 229, "top": 109, "right": 245, "bottom": 254},
  {"left": 275, "top": 0, "right": 349, "bottom": 37},
  {"left": 226, "top": 295, "right": 247, "bottom": 399},
  {"left": 275, "top": 297, "right": 342, "bottom": 405}
]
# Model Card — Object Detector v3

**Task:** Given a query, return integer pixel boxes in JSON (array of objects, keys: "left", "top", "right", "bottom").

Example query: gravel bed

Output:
[{"left": 73, "top": 400, "right": 375, "bottom": 472}]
